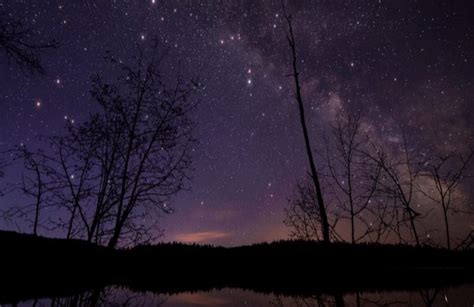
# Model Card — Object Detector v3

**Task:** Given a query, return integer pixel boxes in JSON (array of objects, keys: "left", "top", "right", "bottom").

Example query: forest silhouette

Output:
[{"left": 1, "top": 230, "right": 473, "bottom": 305}]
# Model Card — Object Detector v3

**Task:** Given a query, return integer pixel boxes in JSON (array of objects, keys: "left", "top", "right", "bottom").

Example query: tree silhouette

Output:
[
  {"left": 63, "top": 44, "right": 199, "bottom": 247},
  {"left": 4, "top": 42, "right": 200, "bottom": 247},
  {"left": 285, "top": 119, "right": 453, "bottom": 245},
  {"left": 0, "top": 12, "right": 59, "bottom": 74},
  {"left": 284, "top": 179, "right": 342, "bottom": 241},
  {"left": 324, "top": 110, "right": 382, "bottom": 243},
  {"left": 282, "top": 7, "right": 330, "bottom": 243},
  {"left": 14, "top": 147, "right": 45, "bottom": 236},
  {"left": 421, "top": 150, "right": 473, "bottom": 250},
  {"left": 364, "top": 132, "right": 425, "bottom": 246},
  {"left": 2, "top": 146, "right": 56, "bottom": 235}
]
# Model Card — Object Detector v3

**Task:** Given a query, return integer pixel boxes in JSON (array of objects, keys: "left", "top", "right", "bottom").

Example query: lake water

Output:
[{"left": 11, "top": 284, "right": 474, "bottom": 306}]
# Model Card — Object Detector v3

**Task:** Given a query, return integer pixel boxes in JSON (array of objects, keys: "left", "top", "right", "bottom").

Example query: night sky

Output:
[{"left": 1, "top": 1, "right": 473, "bottom": 246}]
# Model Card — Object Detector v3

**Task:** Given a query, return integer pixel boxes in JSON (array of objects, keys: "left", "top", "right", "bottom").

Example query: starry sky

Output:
[{"left": 1, "top": 1, "right": 473, "bottom": 246}]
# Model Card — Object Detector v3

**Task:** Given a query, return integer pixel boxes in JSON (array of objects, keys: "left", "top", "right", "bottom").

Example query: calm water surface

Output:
[{"left": 12, "top": 284, "right": 474, "bottom": 306}]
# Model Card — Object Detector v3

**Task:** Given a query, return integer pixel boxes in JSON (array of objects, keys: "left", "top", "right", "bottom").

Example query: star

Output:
[{"left": 1, "top": 0, "right": 473, "bottom": 249}]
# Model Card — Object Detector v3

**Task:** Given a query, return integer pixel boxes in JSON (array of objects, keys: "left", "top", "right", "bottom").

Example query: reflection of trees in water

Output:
[
  {"left": 357, "top": 294, "right": 407, "bottom": 306},
  {"left": 21, "top": 286, "right": 454, "bottom": 307},
  {"left": 419, "top": 288, "right": 446, "bottom": 307},
  {"left": 30, "top": 287, "right": 166, "bottom": 307},
  {"left": 270, "top": 289, "right": 447, "bottom": 307},
  {"left": 271, "top": 294, "right": 334, "bottom": 307}
]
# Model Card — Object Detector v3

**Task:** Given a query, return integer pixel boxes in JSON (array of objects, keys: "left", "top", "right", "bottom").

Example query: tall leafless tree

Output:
[
  {"left": 3, "top": 42, "right": 200, "bottom": 247},
  {"left": 64, "top": 44, "right": 198, "bottom": 248},
  {"left": 420, "top": 150, "right": 473, "bottom": 250},
  {"left": 282, "top": 6, "right": 330, "bottom": 243},
  {"left": 324, "top": 110, "right": 382, "bottom": 243}
]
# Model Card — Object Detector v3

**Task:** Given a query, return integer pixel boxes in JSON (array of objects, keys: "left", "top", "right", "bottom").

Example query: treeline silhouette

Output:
[
  {"left": 1, "top": 230, "right": 473, "bottom": 304},
  {"left": 279, "top": 4, "right": 474, "bottom": 250}
]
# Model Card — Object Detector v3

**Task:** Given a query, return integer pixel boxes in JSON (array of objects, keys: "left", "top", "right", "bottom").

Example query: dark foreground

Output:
[{"left": 1, "top": 231, "right": 473, "bottom": 305}]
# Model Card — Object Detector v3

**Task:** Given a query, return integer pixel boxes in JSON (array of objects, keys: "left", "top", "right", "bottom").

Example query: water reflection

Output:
[{"left": 9, "top": 284, "right": 472, "bottom": 306}]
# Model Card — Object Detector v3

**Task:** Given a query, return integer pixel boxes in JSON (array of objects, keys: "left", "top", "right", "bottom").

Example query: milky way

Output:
[{"left": 1, "top": 1, "right": 473, "bottom": 245}]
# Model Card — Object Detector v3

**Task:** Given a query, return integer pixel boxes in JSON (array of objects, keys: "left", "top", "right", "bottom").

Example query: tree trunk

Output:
[
  {"left": 66, "top": 205, "right": 77, "bottom": 239},
  {"left": 408, "top": 209, "right": 420, "bottom": 246},
  {"left": 108, "top": 218, "right": 123, "bottom": 248},
  {"left": 443, "top": 206, "right": 451, "bottom": 250},
  {"left": 33, "top": 165, "right": 42, "bottom": 236},
  {"left": 285, "top": 15, "right": 330, "bottom": 243}
]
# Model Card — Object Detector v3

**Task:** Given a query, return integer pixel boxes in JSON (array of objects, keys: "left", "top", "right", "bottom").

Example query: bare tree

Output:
[
  {"left": 284, "top": 179, "right": 343, "bottom": 242},
  {"left": 63, "top": 44, "right": 198, "bottom": 247},
  {"left": 420, "top": 150, "right": 473, "bottom": 250},
  {"left": 282, "top": 6, "right": 330, "bottom": 243},
  {"left": 324, "top": 110, "right": 382, "bottom": 243},
  {"left": 20, "top": 149, "right": 43, "bottom": 235},
  {"left": 4, "top": 42, "right": 200, "bottom": 247},
  {"left": 0, "top": 11, "right": 59, "bottom": 74},
  {"left": 285, "top": 110, "right": 398, "bottom": 244},
  {"left": 365, "top": 132, "right": 425, "bottom": 246},
  {"left": 3, "top": 146, "right": 55, "bottom": 235}
]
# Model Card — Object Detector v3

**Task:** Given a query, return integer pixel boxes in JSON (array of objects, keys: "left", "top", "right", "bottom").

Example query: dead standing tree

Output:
[{"left": 283, "top": 8, "right": 330, "bottom": 243}]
